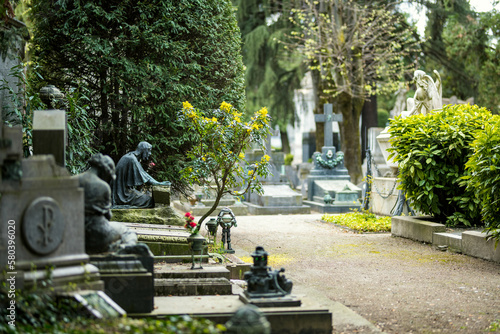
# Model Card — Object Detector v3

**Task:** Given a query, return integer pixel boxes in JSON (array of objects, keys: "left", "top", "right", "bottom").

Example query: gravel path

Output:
[{"left": 229, "top": 214, "right": 500, "bottom": 334}]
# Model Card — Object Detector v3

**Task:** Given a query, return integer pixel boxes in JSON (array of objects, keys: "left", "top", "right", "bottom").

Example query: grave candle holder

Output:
[
  {"left": 216, "top": 207, "right": 237, "bottom": 254},
  {"left": 205, "top": 218, "right": 218, "bottom": 242}
]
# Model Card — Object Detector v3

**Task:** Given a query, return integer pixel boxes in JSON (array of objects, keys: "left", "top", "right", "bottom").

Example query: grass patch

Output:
[
  {"left": 322, "top": 211, "right": 391, "bottom": 233},
  {"left": 239, "top": 253, "right": 294, "bottom": 268}
]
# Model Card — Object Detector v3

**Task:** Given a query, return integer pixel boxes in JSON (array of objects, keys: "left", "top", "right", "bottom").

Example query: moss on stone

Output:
[{"left": 111, "top": 206, "right": 184, "bottom": 226}]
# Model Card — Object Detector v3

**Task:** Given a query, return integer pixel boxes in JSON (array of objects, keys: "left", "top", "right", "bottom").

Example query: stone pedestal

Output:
[
  {"left": 32, "top": 109, "right": 67, "bottom": 167},
  {"left": 375, "top": 128, "right": 398, "bottom": 173},
  {"left": 152, "top": 185, "right": 171, "bottom": 205},
  {"left": 370, "top": 177, "right": 400, "bottom": 216},
  {"left": 90, "top": 254, "right": 154, "bottom": 314}
]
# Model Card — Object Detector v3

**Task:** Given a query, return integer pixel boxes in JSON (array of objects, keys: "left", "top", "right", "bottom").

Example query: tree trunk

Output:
[
  {"left": 361, "top": 94, "right": 378, "bottom": 162},
  {"left": 338, "top": 92, "right": 363, "bottom": 185}
]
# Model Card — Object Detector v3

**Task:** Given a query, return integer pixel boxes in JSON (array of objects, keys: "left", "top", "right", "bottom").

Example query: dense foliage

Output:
[
  {"left": 464, "top": 116, "right": 500, "bottom": 243},
  {"left": 388, "top": 104, "right": 492, "bottom": 227},
  {"left": 179, "top": 101, "right": 271, "bottom": 225},
  {"left": 29, "top": 0, "right": 245, "bottom": 192},
  {"left": 1, "top": 62, "right": 96, "bottom": 173},
  {"left": 0, "top": 286, "right": 224, "bottom": 333},
  {"left": 233, "top": 0, "right": 306, "bottom": 129}
]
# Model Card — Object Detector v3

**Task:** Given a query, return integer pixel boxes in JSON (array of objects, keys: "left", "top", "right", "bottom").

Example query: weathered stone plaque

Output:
[{"left": 22, "top": 196, "right": 65, "bottom": 255}]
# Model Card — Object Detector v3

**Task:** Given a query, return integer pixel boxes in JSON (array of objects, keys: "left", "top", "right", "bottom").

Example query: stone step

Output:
[
  {"left": 155, "top": 277, "right": 232, "bottom": 296},
  {"left": 155, "top": 265, "right": 230, "bottom": 279}
]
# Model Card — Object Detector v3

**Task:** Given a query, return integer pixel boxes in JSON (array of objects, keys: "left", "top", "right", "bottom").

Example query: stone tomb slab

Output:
[
  {"left": 149, "top": 295, "right": 332, "bottom": 334},
  {"left": 304, "top": 180, "right": 361, "bottom": 213},
  {"left": 245, "top": 185, "right": 311, "bottom": 215}
]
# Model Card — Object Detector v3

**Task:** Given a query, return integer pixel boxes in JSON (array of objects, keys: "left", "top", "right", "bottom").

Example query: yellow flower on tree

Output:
[
  {"left": 220, "top": 101, "right": 232, "bottom": 112},
  {"left": 178, "top": 101, "right": 272, "bottom": 230}
]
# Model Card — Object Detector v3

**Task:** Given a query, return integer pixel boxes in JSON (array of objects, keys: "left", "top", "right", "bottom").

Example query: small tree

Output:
[
  {"left": 289, "top": 0, "right": 418, "bottom": 184},
  {"left": 178, "top": 101, "right": 272, "bottom": 228}
]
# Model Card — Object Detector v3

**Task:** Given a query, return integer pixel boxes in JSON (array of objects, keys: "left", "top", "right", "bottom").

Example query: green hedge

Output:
[
  {"left": 387, "top": 104, "right": 492, "bottom": 227},
  {"left": 464, "top": 116, "right": 500, "bottom": 243}
]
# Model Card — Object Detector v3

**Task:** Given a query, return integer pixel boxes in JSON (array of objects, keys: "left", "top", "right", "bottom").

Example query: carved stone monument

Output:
[
  {"left": 245, "top": 129, "right": 311, "bottom": 215},
  {"left": 0, "top": 119, "right": 102, "bottom": 291},
  {"left": 303, "top": 104, "right": 362, "bottom": 213}
]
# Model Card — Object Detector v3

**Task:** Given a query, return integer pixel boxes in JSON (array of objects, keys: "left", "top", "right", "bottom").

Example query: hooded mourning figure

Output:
[
  {"left": 78, "top": 153, "right": 139, "bottom": 254},
  {"left": 111, "top": 141, "right": 170, "bottom": 208}
]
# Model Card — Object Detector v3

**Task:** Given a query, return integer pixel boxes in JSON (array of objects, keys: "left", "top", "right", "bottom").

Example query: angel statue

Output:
[{"left": 407, "top": 70, "right": 442, "bottom": 116}]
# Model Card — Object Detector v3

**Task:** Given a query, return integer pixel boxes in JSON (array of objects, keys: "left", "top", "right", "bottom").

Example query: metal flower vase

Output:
[{"left": 187, "top": 232, "right": 205, "bottom": 270}]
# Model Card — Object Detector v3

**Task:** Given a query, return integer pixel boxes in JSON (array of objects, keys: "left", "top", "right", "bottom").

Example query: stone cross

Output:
[{"left": 314, "top": 103, "right": 342, "bottom": 148}]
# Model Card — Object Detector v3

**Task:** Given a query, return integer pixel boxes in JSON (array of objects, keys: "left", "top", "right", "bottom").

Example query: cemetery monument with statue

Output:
[{"left": 372, "top": 69, "right": 443, "bottom": 216}]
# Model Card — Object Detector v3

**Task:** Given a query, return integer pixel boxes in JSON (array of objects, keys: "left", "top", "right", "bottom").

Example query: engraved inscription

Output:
[{"left": 22, "top": 197, "right": 65, "bottom": 255}]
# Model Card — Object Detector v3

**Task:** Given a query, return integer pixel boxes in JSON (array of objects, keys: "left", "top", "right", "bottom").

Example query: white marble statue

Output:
[{"left": 406, "top": 70, "right": 442, "bottom": 116}]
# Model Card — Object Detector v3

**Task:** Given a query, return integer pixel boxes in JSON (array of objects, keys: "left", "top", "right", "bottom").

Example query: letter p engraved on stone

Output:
[
  {"left": 23, "top": 197, "right": 65, "bottom": 255},
  {"left": 38, "top": 205, "right": 55, "bottom": 247}
]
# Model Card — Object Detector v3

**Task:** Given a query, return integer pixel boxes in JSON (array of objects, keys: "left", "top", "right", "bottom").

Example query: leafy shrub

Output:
[
  {"left": 1, "top": 62, "right": 97, "bottom": 174},
  {"left": 463, "top": 116, "right": 500, "bottom": 243},
  {"left": 322, "top": 211, "right": 391, "bottom": 233},
  {"left": 387, "top": 104, "right": 492, "bottom": 227},
  {"left": 284, "top": 153, "right": 294, "bottom": 166}
]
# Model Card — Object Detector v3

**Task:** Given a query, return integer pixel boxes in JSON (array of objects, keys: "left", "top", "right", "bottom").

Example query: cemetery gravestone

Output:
[
  {"left": 304, "top": 104, "right": 362, "bottom": 213},
  {"left": 245, "top": 130, "right": 310, "bottom": 215},
  {"left": 0, "top": 127, "right": 102, "bottom": 292}
]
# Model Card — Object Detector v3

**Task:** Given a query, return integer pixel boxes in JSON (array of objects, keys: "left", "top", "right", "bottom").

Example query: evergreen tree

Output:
[
  {"left": 29, "top": 0, "right": 245, "bottom": 192},
  {"left": 420, "top": 0, "right": 499, "bottom": 112},
  {"left": 233, "top": 0, "right": 306, "bottom": 133}
]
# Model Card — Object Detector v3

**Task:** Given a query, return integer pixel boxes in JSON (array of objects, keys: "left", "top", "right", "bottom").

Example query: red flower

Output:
[
  {"left": 149, "top": 162, "right": 156, "bottom": 167},
  {"left": 189, "top": 222, "right": 197, "bottom": 228},
  {"left": 185, "top": 212, "right": 191, "bottom": 218}
]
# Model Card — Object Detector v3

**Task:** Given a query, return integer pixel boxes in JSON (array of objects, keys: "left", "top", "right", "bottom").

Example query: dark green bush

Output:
[
  {"left": 30, "top": 0, "right": 246, "bottom": 192},
  {"left": 463, "top": 116, "right": 500, "bottom": 243},
  {"left": 387, "top": 104, "right": 492, "bottom": 227}
]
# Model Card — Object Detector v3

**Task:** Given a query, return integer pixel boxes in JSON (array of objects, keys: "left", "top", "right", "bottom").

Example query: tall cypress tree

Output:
[{"left": 30, "top": 0, "right": 246, "bottom": 192}]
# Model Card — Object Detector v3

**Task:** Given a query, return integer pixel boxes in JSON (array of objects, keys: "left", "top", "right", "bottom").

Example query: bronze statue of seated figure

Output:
[{"left": 112, "top": 141, "right": 170, "bottom": 208}]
